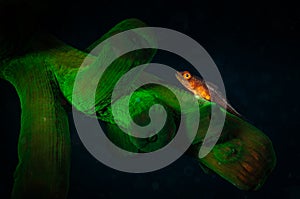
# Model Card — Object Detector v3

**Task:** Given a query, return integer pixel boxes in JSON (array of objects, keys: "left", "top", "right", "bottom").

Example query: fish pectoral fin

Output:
[{"left": 194, "top": 94, "right": 201, "bottom": 99}]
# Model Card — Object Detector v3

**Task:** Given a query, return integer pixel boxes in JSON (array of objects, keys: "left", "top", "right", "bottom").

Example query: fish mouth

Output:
[{"left": 175, "top": 71, "right": 182, "bottom": 80}]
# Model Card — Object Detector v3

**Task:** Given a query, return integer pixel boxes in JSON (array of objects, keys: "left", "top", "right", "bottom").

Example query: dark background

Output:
[{"left": 1, "top": 0, "right": 299, "bottom": 198}]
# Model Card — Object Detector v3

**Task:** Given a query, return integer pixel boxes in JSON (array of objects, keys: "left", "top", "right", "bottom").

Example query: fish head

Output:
[{"left": 175, "top": 71, "right": 194, "bottom": 90}]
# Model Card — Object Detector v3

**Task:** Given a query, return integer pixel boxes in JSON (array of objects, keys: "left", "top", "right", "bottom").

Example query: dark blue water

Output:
[{"left": 1, "top": 0, "right": 299, "bottom": 198}]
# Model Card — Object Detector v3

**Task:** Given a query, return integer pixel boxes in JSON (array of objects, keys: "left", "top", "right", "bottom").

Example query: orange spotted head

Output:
[
  {"left": 176, "top": 70, "right": 211, "bottom": 100},
  {"left": 175, "top": 71, "right": 197, "bottom": 91}
]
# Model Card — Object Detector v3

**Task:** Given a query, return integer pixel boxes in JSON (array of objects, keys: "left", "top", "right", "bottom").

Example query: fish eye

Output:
[{"left": 183, "top": 72, "right": 191, "bottom": 79}]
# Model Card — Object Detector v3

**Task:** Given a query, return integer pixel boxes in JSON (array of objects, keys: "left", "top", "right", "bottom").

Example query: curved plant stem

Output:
[{"left": 1, "top": 56, "right": 70, "bottom": 198}]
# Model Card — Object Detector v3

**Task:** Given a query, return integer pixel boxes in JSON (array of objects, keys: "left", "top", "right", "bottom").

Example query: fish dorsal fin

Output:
[{"left": 205, "top": 81, "right": 241, "bottom": 117}]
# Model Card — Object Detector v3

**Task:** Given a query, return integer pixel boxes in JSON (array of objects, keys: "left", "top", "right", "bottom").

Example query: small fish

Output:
[{"left": 175, "top": 71, "right": 240, "bottom": 117}]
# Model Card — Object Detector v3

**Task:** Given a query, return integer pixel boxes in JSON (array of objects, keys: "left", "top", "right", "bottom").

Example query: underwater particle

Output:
[
  {"left": 111, "top": 174, "right": 117, "bottom": 179},
  {"left": 184, "top": 166, "right": 194, "bottom": 176},
  {"left": 284, "top": 185, "right": 300, "bottom": 199},
  {"left": 194, "top": 177, "right": 201, "bottom": 183},
  {"left": 96, "top": 192, "right": 109, "bottom": 199},
  {"left": 133, "top": 176, "right": 147, "bottom": 189},
  {"left": 152, "top": 182, "right": 159, "bottom": 191}
]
